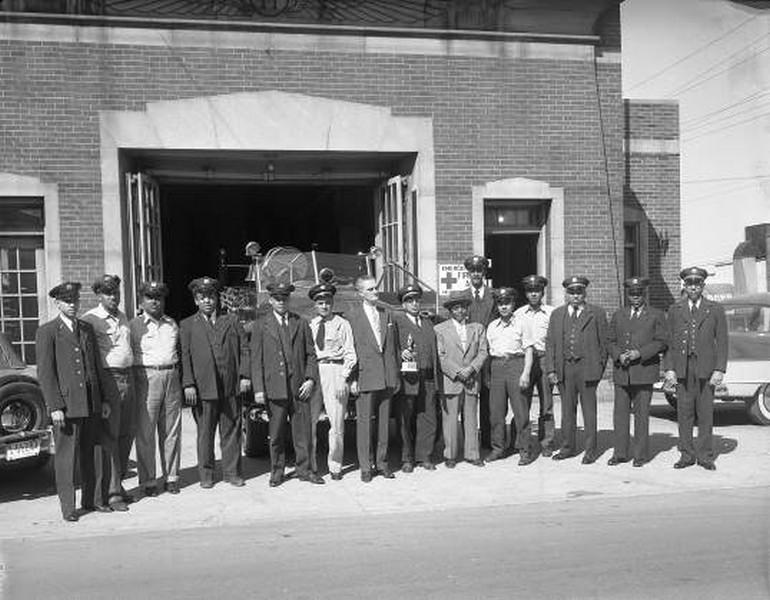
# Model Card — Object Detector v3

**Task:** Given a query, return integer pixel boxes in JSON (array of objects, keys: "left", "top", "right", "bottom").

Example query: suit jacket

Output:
[
  {"left": 545, "top": 303, "right": 608, "bottom": 382},
  {"left": 434, "top": 319, "right": 488, "bottom": 395},
  {"left": 35, "top": 316, "right": 109, "bottom": 418},
  {"left": 345, "top": 303, "right": 400, "bottom": 393},
  {"left": 180, "top": 311, "right": 250, "bottom": 400},
  {"left": 467, "top": 285, "right": 498, "bottom": 327},
  {"left": 607, "top": 304, "right": 667, "bottom": 386},
  {"left": 250, "top": 311, "right": 318, "bottom": 401},
  {"left": 393, "top": 312, "right": 438, "bottom": 395},
  {"left": 663, "top": 298, "right": 728, "bottom": 378}
]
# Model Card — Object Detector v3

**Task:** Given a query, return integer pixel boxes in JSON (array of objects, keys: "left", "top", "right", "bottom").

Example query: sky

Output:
[{"left": 622, "top": 0, "right": 770, "bottom": 270}]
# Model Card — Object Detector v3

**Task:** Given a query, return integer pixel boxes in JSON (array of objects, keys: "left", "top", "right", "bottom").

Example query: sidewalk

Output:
[{"left": 2, "top": 383, "right": 768, "bottom": 541}]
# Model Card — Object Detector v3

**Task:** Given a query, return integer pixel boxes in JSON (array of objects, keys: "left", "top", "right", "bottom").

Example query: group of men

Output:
[{"left": 35, "top": 256, "right": 727, "bottom": 523}]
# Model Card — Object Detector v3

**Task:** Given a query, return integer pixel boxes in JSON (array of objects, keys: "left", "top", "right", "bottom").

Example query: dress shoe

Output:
[
  {"left": 445, "top": 459, "right": 457, "bottom": 469},
  {"left": 402, "top": 462, "right": 414, "bottom": 473},
  {"left": 485, "top": 450, "right": 504, "bottom": 462},
  {"left": 330, "top": 472, "right": 343, "bottom": 481},
  {"left": 83, "top": 504, "right": 113, "bottom": 513},
  {"left": 108, "top": 499, "right": 129, "bottom": 512},
  {"left": 63, "top": 512, "right": 79, "bottom": 522},
  {"left": 541, "top": 447, "right": 554, "bottom": 458},
  {"left": 673, "top": 456, "right": 696, "bottom": 469},
  {"left": 419, "top": 461, "right": 436, "bottom": 471},
  {"left": 225, "top": 477, "right": 245, "bottom": 487},
  {"left": 360, "top": 471, "right": 373, "bottom": 483},
  {"left": 468, "top": 458, "right": 485, "bottom": 467},
  {"left": 377, "top": 468, "right": 396, "bottom": 479},
  {"left": 581, "top": 452, "right": 599, "bottom": 465},
  {"left": 552, "top": 450, "right": 574, "bottom": 461},
  {"left": 632, "top": 459, "right": 646, "bottom": 468},
  {"left": 607, "top": 456, "right": 629, "bottom": 466},
  {"left": 200, "top": 480, "right": 214, "bottom": 489},
  {"left": 697, "top": 459, "right": 716, "bottom": 471},
  {"left": 299, "top": 472, "right": 325, "bottom": 485},
  {"left": 143, "top": 485, "right": 159, "bottom": 497},
  {"left": 165, "top": 481, "right": 181, "bottom": 494},
  {"left": 269, "top": 474, "right": 284, "bottom": 488},
  {"left": 518, "top": 453, "right": 536, "bottom": 466}
]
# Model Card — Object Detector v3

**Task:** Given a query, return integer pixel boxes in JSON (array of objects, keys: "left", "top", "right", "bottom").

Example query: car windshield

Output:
[{"left": 724, "top": 303, "right": 770, "bottom": 361}]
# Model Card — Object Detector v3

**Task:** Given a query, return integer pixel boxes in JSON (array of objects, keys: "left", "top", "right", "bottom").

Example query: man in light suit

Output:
[
  {"left": 346, "top": 275, "right": 400, "bottom": 482},
  {"left": 545, "top": 276, "right": 608, "bottom": 464},
  {"left": 36, "top": 282, "right": 113, "bottom": 521},
  {"left": 663, "top": 267, "right": 728, "bottom": 471},
  {"left": 180, "top": 276, "right": 251, "bottom": 488},
  {"left": 393, "top": 284, "right": 439, "bottom": 472},
  {"left": 250, "top": 282, "right": 321, "bottom": 487},
  {"left": 434, "top": 289, "right": 489, "bottom": 468},
  {"left": 607, "top": 277, "right": 667, "bottom": 467}
]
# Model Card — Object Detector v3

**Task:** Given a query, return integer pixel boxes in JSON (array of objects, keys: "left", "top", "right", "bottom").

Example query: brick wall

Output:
[{"left": 0, "top": 22, "right": 627, "bottom": 312}]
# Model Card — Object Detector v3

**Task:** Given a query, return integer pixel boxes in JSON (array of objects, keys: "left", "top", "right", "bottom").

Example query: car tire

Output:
[
  {"left": 665, "top": 392, "right": 678, "bottom": 411},
  {"left": 747, "top": 384, "right": 770, "bottom": 426},
  {"left": 0, "top": 381, "right": 47, "bottom": 435}
]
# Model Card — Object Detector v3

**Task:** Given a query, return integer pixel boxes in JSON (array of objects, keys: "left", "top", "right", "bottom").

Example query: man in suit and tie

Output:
[
  {"left": 251, "top": 282, "right": 321, "bottom": 487},
  {"left": 346, "top": 275, "right": 400, "bottom": 482},
  {"left": 180, "top": 276, "right": 251, "bottom": 488},
  {"left": 545, "top": 276, "right": 608, "bottom": 464},
  {"left": 35, "top": 282, "right": 113, "bottom": 521},
  {"left": 607, "top": 277, "right": 667, "bottom": 467},
  {"left": 393, "top": 284, "right": 439, "bottom": 472},
  {"left": 434, "top": 289, "right": 489, "bottom": 468},
  {"left": 663, "top": 267, "right": 727, "bottom": 471}
]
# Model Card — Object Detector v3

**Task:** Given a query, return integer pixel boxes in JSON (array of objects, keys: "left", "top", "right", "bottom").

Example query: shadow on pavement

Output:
[{"left": 0, "top": 458, "right": 56, "bottom": 502}]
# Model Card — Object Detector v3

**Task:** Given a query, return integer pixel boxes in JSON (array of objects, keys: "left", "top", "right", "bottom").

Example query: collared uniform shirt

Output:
[
  {"left": 486, "top": 315, "right": 526, "bottom": 357},
  {"left": 82, "top": 304, "right": 133, "bottom": 368},
  {"left": 452, "top": 318, "right": 468, "bottom": 351},
  {"left": 309, "top": 314, "right": 357, "bottom": 380},
  {"left": 514, "top": 303, "right": 554, "bottom": 353},
  {"left": 129, "top": 313, "right": 179, "bottom": 367}
]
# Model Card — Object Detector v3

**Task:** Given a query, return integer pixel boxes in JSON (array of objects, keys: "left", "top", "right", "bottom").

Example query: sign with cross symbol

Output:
[{"left": 438, "top": 264, "right": 470, "bottom": 295}]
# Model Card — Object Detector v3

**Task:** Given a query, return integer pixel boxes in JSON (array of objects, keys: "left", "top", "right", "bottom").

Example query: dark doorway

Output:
[
  {"left": 485, "top": 233, "right": 538, "bottom": 300},
  {"left": 160, "top": 184, "right": 374, "bottom": 320}
]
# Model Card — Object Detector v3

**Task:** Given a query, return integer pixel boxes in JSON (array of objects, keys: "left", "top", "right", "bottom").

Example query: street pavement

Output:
[{"left": 1, "top": 383, "right": 768, "bottom": 544}]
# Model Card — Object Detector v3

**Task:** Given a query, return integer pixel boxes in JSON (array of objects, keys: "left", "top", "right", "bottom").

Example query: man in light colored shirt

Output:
[
  {"left": 308, "top": 278, "right": 356, "bottom": 480},
  {"left": 129, "top": 281, "right": 182, "bottom": 496},
  {"left": 514, "top": 275, "right": 556, "bottom": 456},
  {"left": 82, "top": 274, "right": 133, "bottom": 511},
  {"left": 486, "top": 287, "right": 535, "bottom": 465}
]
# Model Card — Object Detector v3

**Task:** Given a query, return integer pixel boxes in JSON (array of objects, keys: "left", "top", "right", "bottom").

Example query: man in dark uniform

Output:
[
  {"left": 515, "top": 275, "right": 556, "bottom": 456},
  {"left": 393, "top": 284, "right": 439, "bottom": 472},
  {"left": 463, "top": 255, "right": 496, "bottom": 449},
  {"left": 35, "top": 282, "right": 113, "bottom": 521},
  {"left": 663, "top": 267, "right": 727, "bottom": 471},
  {"left": 346, "top": 275, "right": 400, "bottom": 482},
  {"left": 180, "top": 276, "right": 251, "bottom": 488},
  {"left": 607, "top": 277, "right": 667, "bottom": 467},
  {"left": 250, "top": 282, "right": 321, "bottom": 487},
  {"left": 545, "top": 276, "right": 608, "bottom": 464}
]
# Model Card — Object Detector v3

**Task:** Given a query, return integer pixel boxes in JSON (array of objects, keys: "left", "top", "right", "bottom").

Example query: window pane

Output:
[
  {"left": 18, "top": 248, "right": 36, "bottom": 270},
  {"left": 1, "top": 273, "right": 18, "bottom": 294},
  {"left": 19, "top": 273, "right": 37, "bottom": 294},
  {"left": 4, "top": 321, "right": 21, "bottom": 342},
  {"left": 2, "top": 297, "right": 20, "bottom": 318},
  {"left": 22, "top": 343, "right": 35, "bottom": 364},
  {"left": 0, "top": 198, "right": 44, "bottom": 231},
  {"left": 21, "top": 297, "right": 38, "bottom": 318},
  {"left": 22, "top": 319, "right": 38, "bottom": 341}
]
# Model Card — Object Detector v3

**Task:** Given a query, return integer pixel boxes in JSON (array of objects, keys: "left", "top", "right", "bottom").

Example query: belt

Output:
[
  {"left": 566, "top": 356, "right": 582, "bottom": 363},
  {"left": 491, "top": 353, "right": 524, "bottom": 360},
  {"left": 138, "top": 363, "right": 177, "bottom": 371},
  {"left": 534, "top": 350, "right": 546, "bottom": 358},
  {"left": 106, "top": 367, "right": 132, "bottom": 374},
  {"left": 318, "top": 358, "right": 344, "bottom": 365}
]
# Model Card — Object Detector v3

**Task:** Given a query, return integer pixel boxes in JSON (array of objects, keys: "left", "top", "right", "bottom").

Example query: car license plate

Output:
[{"left": 6, "top": 439, "right": 41, "bottom": 461}]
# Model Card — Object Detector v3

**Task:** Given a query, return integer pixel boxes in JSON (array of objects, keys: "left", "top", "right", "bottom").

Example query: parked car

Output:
[
  {"left": 0, "top": 332, "right": 54, "bottom": 468},
  {"left": 662, "top": 292, "right": 770, "bottom": 425}
]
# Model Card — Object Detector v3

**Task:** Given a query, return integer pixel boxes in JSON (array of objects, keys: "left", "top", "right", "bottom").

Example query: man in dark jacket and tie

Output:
[
  {"left": 393, "top": 284, "right": 439, "bottom": 472},
  {"left": 545, "top": 276, "right": 608, "bottom": 464},
  {"left": 35, "top": 282, "right": 113, "bottom": 521},
  {"left": 180, "top": 276, "right": 251, "bottom": 488},
  {"left": 250, "top": 282, "right": 321, "bottom": 487},
  {"left": 663, "top": 267, "right": 728, "bottom": 471},
  {"left": 607, "top": 277, "right": 667, "bottom": 467}
]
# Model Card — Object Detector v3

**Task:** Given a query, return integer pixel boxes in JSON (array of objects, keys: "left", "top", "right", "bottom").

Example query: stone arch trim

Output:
[
  {"left": 471, "top": 177, "right": 564, "bottom": 305},
  {"left": 99, "top": 91, "right": 437, "bottom": 286}
]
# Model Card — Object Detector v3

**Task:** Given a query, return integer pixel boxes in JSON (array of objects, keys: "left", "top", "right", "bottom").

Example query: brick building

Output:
[{"left": 0, "top": 0, "right": 679, "bottom": 363}]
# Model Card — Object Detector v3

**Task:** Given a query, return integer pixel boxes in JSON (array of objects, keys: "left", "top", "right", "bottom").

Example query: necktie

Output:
[
  {"left": 316, "top": 319, "right": 325, "bottom": 351},
  {"left": 475, "top": 290, "right": 480, "bottom": 301},
  {"left": 279, "top": 316, "right": 291, "bottom": 359},
  {"left": 572, "top": 309, "right": 579, "bottom": 321}
]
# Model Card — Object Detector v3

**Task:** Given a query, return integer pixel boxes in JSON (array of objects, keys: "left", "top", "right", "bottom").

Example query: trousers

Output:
[
  {"left": 440, "top": 391, "right": 480, "bottom": 461},
  {"left": 557, "top": 360, "right": 598, "bottom": 454},
  {"left": 193, "top": 394, "right": 242, "bottom": 483}
]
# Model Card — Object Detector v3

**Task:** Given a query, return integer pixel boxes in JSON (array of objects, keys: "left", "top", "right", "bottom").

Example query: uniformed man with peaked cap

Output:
[
  {"left": 663, "top": 267, "right": 727, "bottom": 471},
  {"left": 307, "top": 279, "right": 356, "bottom": 480},
  {"left": 545, "top": 276, "right": 608, "bottom": 464},
  {"left": 180, "top": 276, "right": 251, "bottom": 488},
  {"left": 607, "top": 276, "right": 667, "bottom": 467}
]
